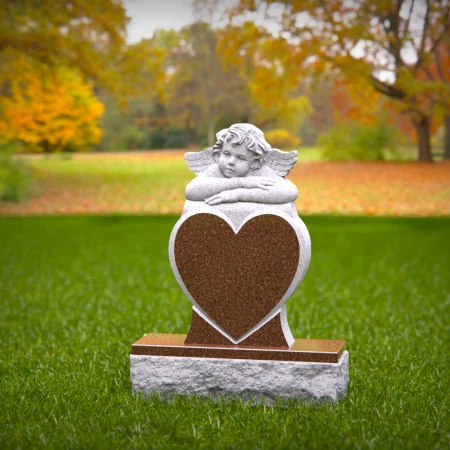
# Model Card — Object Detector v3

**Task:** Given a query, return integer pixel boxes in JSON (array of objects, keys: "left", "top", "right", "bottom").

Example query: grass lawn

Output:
[{"left": 1, "top": 215, "right": 449, "bottom": 449}]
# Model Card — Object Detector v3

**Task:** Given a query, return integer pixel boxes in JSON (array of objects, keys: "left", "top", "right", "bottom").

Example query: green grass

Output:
[
  {"left": 22, "top": 148, "right": 319, "bottom": 198},
  {"left": 295, "top": 147, "right": 323, "bottom": 161},
  {"left": 30, "top": 156, "right": 193, "bottom": 189},
  {"left": 24, "top": 157, "right": 195, "bottom": 211},
  {"left": 1, "top": 215, "right": 449, "bottom": 449}
]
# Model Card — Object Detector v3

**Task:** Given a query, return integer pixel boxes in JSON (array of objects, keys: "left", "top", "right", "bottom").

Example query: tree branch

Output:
[
  {"left": 427, "top": 2, "right": 450, "bottom": 56},
  {"left": 401, "top": 0, "right": 415, "bottom": 40},
  {"left": 371, "top": 75, "right": 407, "bottom": 99},
  {"left": 434, "top": 45, "right": 450, "bottom": 84},
  {"left": 416, "top": 0, "right": 430, "bottom": 68}
]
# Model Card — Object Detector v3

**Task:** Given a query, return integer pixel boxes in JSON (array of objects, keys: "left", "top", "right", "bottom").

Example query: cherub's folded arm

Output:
[
  {"left": 185, "top": 177, "right": 244, "bottom": 201},
  {"left": 204, "top": 178, "right": 298, "bottom": 205},
  {"left": 236, "top": 178, "right": 298, "bottom": 204},
  {"left": 185, "top": 176, "right": 277, "bottom": 201}
]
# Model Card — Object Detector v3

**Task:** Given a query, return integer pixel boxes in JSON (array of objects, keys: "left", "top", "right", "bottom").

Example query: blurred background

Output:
[
  {"left": 0, "top": 0, "right": 449, "bottom": 215},
  {"left": 1, "top": 3, "right": 450, "bottom": 448}
]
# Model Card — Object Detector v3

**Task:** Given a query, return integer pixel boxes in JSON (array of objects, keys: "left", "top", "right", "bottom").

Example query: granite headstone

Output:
[{"left": 130, "top": 123, "right": 349, "bottom": 403}]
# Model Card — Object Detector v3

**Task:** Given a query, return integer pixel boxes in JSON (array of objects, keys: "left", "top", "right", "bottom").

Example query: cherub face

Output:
[{"left": 218, "top": 143, "right": 254, "bottom": 178}]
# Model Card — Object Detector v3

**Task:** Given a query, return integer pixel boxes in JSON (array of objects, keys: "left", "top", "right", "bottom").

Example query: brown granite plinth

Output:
[
  {"left": 185, "top": 310, "right": 290, "bottom": 348},
  {"left": 131, "top": 333, "right": 345, "bottom": 364}
]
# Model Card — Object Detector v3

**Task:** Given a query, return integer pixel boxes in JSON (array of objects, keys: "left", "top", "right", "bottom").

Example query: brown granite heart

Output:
[{"left": 174, "top": 213, "right": 300, "bottom": 341}]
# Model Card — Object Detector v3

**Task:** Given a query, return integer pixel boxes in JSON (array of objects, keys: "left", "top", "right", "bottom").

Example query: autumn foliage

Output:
[
  {"left": 1, "top": 0, "right": 449, "bottom": 161},
  {"left": 231, "top": 0, "right": 450, "bottom": 161},
  {"left": 0, "top": 0, "right": 127, "bottom": 154},
  {"left": 265, "top": 129, "right": 301, "bottom": 150},
  {"left": 121, "top": 22, "right": 312, "bottom": 148},
  {"left": 0, "top": 64, "right": 104, "bottom": 153}
]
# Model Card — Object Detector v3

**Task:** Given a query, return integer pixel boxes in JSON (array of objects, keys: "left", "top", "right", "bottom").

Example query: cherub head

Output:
[
  {"left": 212, "top": 124, "right": 270, "bottom": 178},
  {"left": 185, "top": 124, "right": 298, "bottom": 178}
]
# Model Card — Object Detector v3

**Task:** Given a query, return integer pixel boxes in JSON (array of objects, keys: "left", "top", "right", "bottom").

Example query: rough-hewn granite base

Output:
[{"left": 130, "top": 351, "right": 349, "bottom": 403}]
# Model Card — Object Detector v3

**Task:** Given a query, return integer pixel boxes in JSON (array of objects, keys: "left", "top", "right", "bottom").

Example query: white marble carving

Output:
[{"left": 169, "top": 123, "right": 311, "bottom": 345}]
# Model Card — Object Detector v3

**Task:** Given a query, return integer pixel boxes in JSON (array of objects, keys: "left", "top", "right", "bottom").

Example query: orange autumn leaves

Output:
[
  {"left": 0, "top": 63, "right": 104, "bottom": 153},
  {"left": 290, "top": 161, "right": 450, "bottom": 217}
]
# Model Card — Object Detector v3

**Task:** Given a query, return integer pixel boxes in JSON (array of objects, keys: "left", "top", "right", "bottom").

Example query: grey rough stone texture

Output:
[{"left": 130, "top": 351, "right": 349, "bottom": 403}]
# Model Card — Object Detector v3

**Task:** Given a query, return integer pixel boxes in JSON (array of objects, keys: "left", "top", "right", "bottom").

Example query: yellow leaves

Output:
[
  {"left": 230, "top": 0, "right": 450, "bottom": 154},
  {"left": 120, "top": 42, "right": 169, "bottom": 100},
  {"left": 217, "top": 22, "right": 310, "bottom": 131},
  {"left": 0, "top": 0, "right": 128, "bottom": 95},
  {"left": 217, "top": 22, "right": 266, "bottom": 70},
  {"left": 0, "top": 63, "right": 104, "bottom": 152},
  {"left": 330, "top": 76, "right": 384, "bottom": 125},
  {"left": 265, "top": 129, "right": 301, "bottom": 149}
]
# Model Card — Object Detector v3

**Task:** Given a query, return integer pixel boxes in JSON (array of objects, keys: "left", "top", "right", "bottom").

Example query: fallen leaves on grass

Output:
[
  {"left": 290, "top": 161, "right": 450, "bottom": 216},
  {"left": 0, "top": 154, "right": 449, "bottom": 217}
]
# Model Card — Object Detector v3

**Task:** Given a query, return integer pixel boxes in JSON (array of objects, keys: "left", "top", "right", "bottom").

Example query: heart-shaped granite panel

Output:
[{"left": 174, "top": 213, "right": 300, "bottom": 341}]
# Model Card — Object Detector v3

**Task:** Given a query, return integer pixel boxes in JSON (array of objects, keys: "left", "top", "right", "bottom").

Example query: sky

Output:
[
  {"left": 122, "top": 0, "right": 280, "bottom": 43},
  {"left": 123, "top": 0, "right": 196, "bottom": 43}
]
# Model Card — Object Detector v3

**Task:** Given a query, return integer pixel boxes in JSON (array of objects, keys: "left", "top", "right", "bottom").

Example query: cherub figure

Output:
[{"left": 185, "top": 123, "right": 298, "bottom": 205}]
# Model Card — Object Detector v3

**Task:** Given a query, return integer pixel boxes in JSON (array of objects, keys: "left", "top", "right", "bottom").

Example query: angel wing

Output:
[
  {"left": 184, "top": 147, "right": 215, "bottom": 175},
  {"left": 265, "top": 148, "right": 298, "bottom": 177}
]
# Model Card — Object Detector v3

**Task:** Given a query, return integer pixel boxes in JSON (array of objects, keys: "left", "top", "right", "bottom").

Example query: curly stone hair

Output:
[{"left": 212, "top": 123, "right": 271, "bottom": 170}]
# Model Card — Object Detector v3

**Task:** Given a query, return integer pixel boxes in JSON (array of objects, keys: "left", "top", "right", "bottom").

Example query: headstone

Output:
[{"left": 130, "top": 124, "right": 349, "bottom": 403}]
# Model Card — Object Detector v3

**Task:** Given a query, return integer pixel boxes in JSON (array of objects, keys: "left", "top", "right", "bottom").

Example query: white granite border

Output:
[
  {"left": 130, "top": 351, "right": 349, "bottom": 403},
  {"left": 168, "top": 207, "right": 311, "bottom": 345}
]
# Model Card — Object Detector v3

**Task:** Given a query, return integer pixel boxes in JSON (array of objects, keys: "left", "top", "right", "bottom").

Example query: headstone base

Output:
[{"left": 130, "top": 334, "right": 349, "bottom": 403}]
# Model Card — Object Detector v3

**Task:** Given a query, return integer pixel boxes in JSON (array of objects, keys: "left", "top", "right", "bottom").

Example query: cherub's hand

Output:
[
  {"left": 240, "top": 177, "right": 276, "bottom": 190},
  {"left": 205, "top": 189, "right": 241, "bottom": 205}
]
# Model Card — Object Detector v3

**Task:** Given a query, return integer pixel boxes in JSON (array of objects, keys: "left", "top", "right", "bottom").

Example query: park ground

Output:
[
  {"left": 0, "top": 148, "right": 449, "bottom": 216},
  {"left": 1, "top": 150, "right": 449, "bottom": 449},
  {"left": 1, "top": 214, "right": 449, "bottom": 449}
]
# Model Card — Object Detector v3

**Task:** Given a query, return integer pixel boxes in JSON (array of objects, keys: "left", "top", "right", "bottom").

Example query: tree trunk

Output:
[
  {"left": 41, "top": 139, "right": 52, "bottom": 153},
  {"left": 207, "top": 107, "right": 215, "bottom": 147},
  {"left": 414, "top": 116, "right": 433, "bottom": 162},
  {"left": 184, "top": 118, "right": 192, "bottom": 147},
  {"left": 444, "top": 115, "right": 450, "bottom": 160}
]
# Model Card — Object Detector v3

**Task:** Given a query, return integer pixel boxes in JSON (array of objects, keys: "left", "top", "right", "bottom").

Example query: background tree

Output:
[
  {"left": 0, "top": 0, "right": 128, "bottom": 94},
  {"left": 217, "top": 21, "right": 312, "bottom": 135},
  {"left": 0, "top": 0, "right": 129, "bottom": 154},
  {"left": 424, "top": 39, "right": 450, "bottom": 158},
  {"left": 328, "top": 75, "right": 421, "bottom": 142},
  {"left": 118, "top": 22, "right": 311, "bottom": 148},
  {"left": 231, "top": 0, "right": 450, "bottom": 161},
  {"left": 164, "top": 23, "right": 223, "bottom": 146},
  {"left": 0, "top": 60, "right": 104, "bottom": 152},
  {"left": 98, "top": 36, "right": 171, "bottom": 151},
  {"left": 299, "top": 81, "right": 335, "bottom": 146}
]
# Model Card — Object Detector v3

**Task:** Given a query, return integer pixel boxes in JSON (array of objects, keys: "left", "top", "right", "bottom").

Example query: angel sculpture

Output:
[
  {"left": 171, "top": 123, "right": 310, "bottom": 348},
  {"left": 184, "top": 123, "right": 299, "bottom": 208}
]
